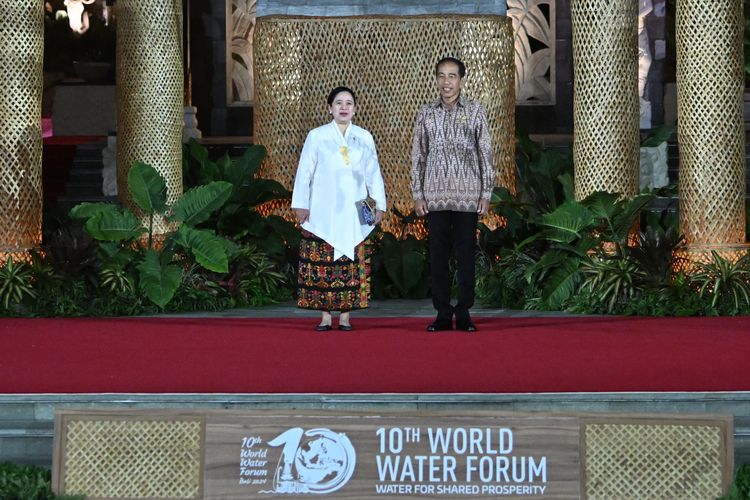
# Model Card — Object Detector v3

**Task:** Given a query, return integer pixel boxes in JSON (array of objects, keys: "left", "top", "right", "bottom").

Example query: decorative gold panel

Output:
[
  {"left": 0, "top": 1, "right": 44, "bottom": 261},
  {"left": 676, "top": 0, "right": 746, "bottom": 245},
  {"left": 61, "top": 419, "right": 203, "bottom": 498},
  {"left": 116, "top": 0, "right": 184, "bottom": 235},
  {"left": 253, "top": 15, "right": 516, "bottom": 234},
  {"left": 571, "top": 0, "right": 640, "bottom": 200},
  {"left": 585, "top": 423, "right": 725, "bottom": 499}
]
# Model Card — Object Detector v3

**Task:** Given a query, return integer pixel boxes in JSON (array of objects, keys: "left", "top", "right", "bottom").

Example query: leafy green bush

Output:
[
  {"left": 719, "top": 463, "right": 750, "bottom": 500},
  {"left": 0, "top": 461, "right": 83, "bottom": 500},
  {"left": 478, "top": 132, "right": 749, "bottom": 316},
  {"left": 0, "top": 258, "right": 37, "bottom": 310},
  {"left": 69, "top": 161, "right": 237, "bottom": 308},
  {"left": 692, "top": 252, "right": 750, "bottom": 315},
  {"left": 0, "top": 153, "right": 293, "bottom": 316},
  {"left": 475, "top": 250, "right": 537, "bottom": 309},
  {"left": 370, "top": 208, "right": 430, "bottom": 299}
]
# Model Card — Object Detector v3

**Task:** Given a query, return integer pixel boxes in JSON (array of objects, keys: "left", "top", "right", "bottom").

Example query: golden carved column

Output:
[
  {"left": 676, "top": 0, "right": 746, "bottom": 253},
  {"left": 0, "top": 1, "right": 44, "bottom": 261},
  {"left": 571, "top": 0, "right": 640, "bottom": 200},
  {"left": 116, "top": 0, "right": 184, "bottom": 233}
]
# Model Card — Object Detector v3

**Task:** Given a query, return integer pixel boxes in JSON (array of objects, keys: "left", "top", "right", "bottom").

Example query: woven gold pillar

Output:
[
  {"left": 571, "top": 0, "right": 640, "bottom": 200},
  {"left": 117, "top": 0, "right": 184, "bottom": 234},
  {"left": 0, "top": 1, "right": 44, "bottom": 261},
  {"left": 253, "top": 15, "right": 516, "bottom": 235},
  {"left": 676, "top": 0, "right": 746, "bottom": 249}
]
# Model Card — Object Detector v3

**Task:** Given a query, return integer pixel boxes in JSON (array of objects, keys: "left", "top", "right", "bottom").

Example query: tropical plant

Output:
[
  {"left": 70, "top": 161, "right": 238, "bottom": 308},
  {"left": 640, "top": 123, "right": 674, "bottom": 148},
  {"left": 577, "top": 256, "right": 648, "bottom": 313},
  {"left": 691, "top": 251, "right": 750, "bottom": 314},
  {"left": 214, "top": 244, "right": 289, "bottom": 306},
  {"left": 182, "top": 139, "right": 298, "bottom": 263},
  {"left": 371, "top": 207, "right": 430, "bottom": 299},
  {"left": 0, "top": 461, "right": 83, "bottom": 500},
  {"left": 475, "top": 249, "right": 537, "bottom": 309},
  {"left": 520, "top": 189, "right": 658, "bottom": 310},
  {"left": 719, "top": 463, "right": 750, "bottom": 500},
  {"left": 0, "top": 258, "right": 37, "bottom": 310},
  {"left": 627, "top": 208, "right": 684, "bottom": 288},
  {"left": 515, "top": 130, "right": 575, "bottom": 217}
]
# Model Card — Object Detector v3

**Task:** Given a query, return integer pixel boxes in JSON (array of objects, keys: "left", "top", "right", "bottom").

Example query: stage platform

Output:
[{"left": 1, "top": 300, "right": 749, "bottom": 469}]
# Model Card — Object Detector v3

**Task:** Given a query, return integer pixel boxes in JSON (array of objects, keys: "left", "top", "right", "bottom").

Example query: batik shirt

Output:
[{"left": 411, "top": 94, "right": 495, "bottom": 212}]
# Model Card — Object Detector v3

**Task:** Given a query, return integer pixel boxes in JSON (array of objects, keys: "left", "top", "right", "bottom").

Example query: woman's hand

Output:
[
  {"left": 375, "top": 209, "right": 384, "bottom": 225},
  {"left": 294, "top": 208, "right": 310, "bottom": 224}
]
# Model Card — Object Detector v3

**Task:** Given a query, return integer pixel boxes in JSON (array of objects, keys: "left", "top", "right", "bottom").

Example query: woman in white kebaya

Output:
[{"left": 291, "top": 87, "right": 387, "bottom": 331}]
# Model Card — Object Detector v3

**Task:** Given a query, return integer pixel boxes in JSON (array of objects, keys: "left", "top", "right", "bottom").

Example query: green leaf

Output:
[
  {"left": 641, "top": 124, "right": 674, "bottom": 147},
  {"left": 69, "top": 202, "right": 120, "bottom": 220},
  {"left": 243, "top": 178, "right": 291, "bottom": 208},
  {"left": 582, "top": 191, "right": 621, "bottom": 221},
  {"left": 611, "top": 193, "right": 655, "bottom": 238},
  {"left": 238, "top": 144, "right": 267, "bottom": 172},
  {"left": 136, "top": 250, "right": 181, "bottom": 307},
  {"left": 542, "top": 257, "right": 582, "bottom": 308},
  {"left": 540, "top": 201, "right": 595, "bottom": 243},
  {"left": 380, "top": 235, "right": 427, "bottom": 296},
  {"left": 84, "top": 209, "right": 146, "bottom": 241},
  {"left": 187, "top": 139, "right": 221, "bottom": 183},
  {"left": 173, "top": 225, "right": 229, "bottom": 273},
  {"left": 128, "top": 161, "right": 168, "bottom": 214},
  {"left": 171, "top": 181, "right": 233, "bottom": 226}
]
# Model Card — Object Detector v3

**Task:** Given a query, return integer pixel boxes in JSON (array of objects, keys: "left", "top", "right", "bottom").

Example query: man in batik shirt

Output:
[{"left": 411, "top": 57, "right": 494, "bottom": 332}]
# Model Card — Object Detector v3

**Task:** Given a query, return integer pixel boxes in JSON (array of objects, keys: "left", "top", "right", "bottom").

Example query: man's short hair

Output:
[{"left": 435, "top": 57, "right": 466, "bottom": 78}]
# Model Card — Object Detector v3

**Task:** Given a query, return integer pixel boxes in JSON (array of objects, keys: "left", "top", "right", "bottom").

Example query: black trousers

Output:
[{"left": 427, "top": 210, "right": 478, "bottom": 324}]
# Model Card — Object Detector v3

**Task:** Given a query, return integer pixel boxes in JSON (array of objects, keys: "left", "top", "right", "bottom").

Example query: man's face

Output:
[{"left": 436, "top": 61, "right": 464, "bottom": 102}]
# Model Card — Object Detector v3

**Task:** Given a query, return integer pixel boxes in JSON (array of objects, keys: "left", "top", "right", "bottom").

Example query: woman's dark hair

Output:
[
  {"left": 435, "top": 57, "right": 466, "bottom": 78},
  {"left": 327, "top": 86, "right": 357, "bottom": 106}
]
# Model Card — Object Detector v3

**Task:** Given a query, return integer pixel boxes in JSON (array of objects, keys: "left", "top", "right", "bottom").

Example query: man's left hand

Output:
[{"left": 477, "top": 199, "right": 490, "bottom": 216}]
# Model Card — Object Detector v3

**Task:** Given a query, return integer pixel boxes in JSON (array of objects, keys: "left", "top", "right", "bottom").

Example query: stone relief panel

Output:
[
  {"left": 228, "top": 0, "right": 257, "bottom": 105},
  {"left": 508, "top": 0, "right": 556, "bottom": 105}
]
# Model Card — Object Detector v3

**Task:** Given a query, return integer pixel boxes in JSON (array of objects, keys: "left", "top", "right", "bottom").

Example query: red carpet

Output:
[{"left": 1, "top": 316, "right": 748, "bottom": 394}]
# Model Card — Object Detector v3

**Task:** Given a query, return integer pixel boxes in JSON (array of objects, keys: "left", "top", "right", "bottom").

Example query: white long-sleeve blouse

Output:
[{"left": 291, "top": 121, "right": 387, "bottom": 261}]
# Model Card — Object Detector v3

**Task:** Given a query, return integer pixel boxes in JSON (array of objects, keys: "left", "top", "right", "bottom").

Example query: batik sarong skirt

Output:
[{"left": 297, "top": 230, "right": 370, "bottom": 311}]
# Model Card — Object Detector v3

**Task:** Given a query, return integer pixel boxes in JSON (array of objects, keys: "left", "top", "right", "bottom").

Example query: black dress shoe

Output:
[
  {"left": 456, "top": 321, "right": 477, "bottom": 332},
  {"left": 315, "top": 324, "right": 332, "bottom": 332},
  {"left": 338, "top": 324, "right": 353, "bottom": 331},
  {"left": 426, "top": 321, "right": 452, "bottom": 332}
]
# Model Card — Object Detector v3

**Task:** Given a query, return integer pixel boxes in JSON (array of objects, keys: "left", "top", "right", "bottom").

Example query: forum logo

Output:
[{"left": 264, "top": 427, "right": 356, "bottom": 494}]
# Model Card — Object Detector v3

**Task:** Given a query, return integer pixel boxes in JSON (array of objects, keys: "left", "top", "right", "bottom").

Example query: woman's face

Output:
[{"left": 329, "top": 91, "right": 356, "bottom": 125}]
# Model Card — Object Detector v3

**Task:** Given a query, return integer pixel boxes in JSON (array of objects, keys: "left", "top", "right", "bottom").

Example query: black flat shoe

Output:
[
  {"left": 315, "top": 324, "right": 332, "bottom": 332},
  {"left": 338, "top": 324, "right": 353, "bottom": 331},
  {"left": 456, "top": 321, "right": 477, "bottom": 332},
  {"left": 426, "top": 321, "right": 452, "bottom": 332}
]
